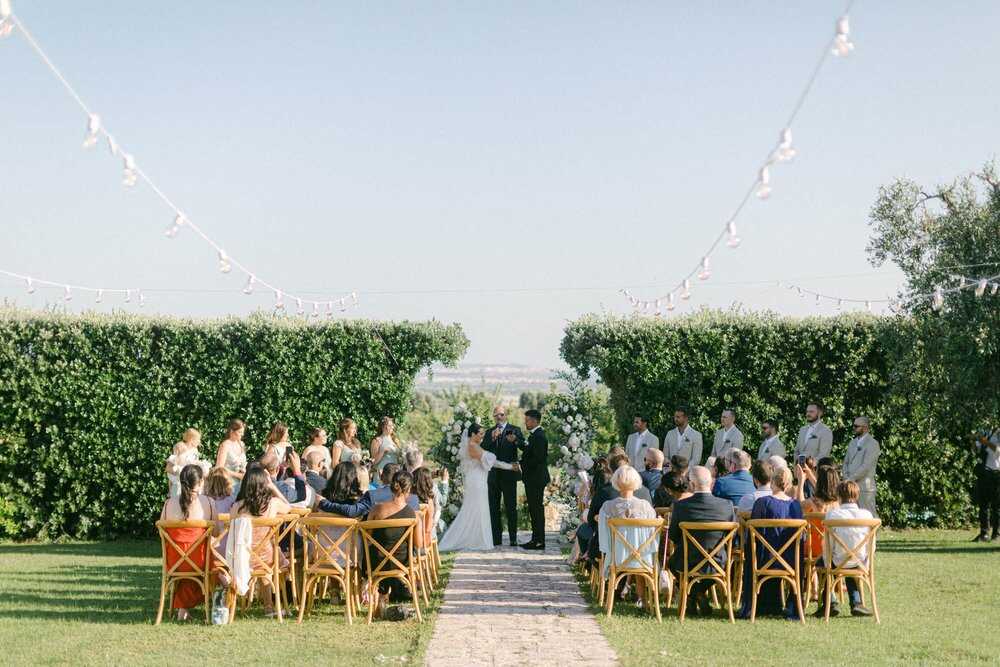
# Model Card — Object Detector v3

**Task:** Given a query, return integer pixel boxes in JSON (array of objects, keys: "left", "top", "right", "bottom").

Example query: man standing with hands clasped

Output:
[
  {"left": 664, "top": 406, "right": 703, "bottom": 467},
  {"left": 519, "top": 409, "right": 550, "bottom": 550},
  {"left": 482, "top": 406, "right": 523, "bottom": 548},
  {"left": 842, "top": 416, "right": 881, "bottom": 515},
  {"left": 794, "top": 402, "right": 833, "bottom": 462},
  {"left": 625, "top": 414, "right": 659, "bottom": 471},
  {"left": 709, "top": 409, "right": 744, "bottom": 465}
]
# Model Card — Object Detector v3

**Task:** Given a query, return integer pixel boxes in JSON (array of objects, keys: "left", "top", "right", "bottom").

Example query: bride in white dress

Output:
[{"left": 439, "top": 423, "right": 519, "bottom": 552}]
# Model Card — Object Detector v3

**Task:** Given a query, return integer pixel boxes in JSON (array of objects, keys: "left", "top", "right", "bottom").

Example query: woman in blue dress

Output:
[{"left": 738, "top": 465, "right": 804, "bottom": 619}]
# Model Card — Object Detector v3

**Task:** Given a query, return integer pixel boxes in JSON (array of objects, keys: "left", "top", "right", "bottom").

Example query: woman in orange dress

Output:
[{"left": 159, "top": 464, "right": 218, "bottom": 620}]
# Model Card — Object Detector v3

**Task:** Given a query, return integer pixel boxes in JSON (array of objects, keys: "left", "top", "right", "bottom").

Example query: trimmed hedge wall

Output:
[
  {"left": 561, "top": 311, "right": 971, "bottom": 528},
  {"left": 0, "top": 309, "right": 468, "bottom": 539}
]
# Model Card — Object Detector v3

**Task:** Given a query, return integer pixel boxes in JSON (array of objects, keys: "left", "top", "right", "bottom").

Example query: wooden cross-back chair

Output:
[
  {"left": 297, "top": 516, "right": 358, "bottom": 623},
  {"left": 276, "top": 509, "right": 310, "bottom": 609},
  {"left": 677, "top": 521, "right": 739, "bottom": 623},
  {"left": 154, "top": 519, "right": 214, "bottom": 625},
  {"left": 820, "top": 518, "right": 881, "bottom": 623},
  {"left": 412, "top": 508, "right": 432, "bottom": 606},
  {"left": 357, "top": 518, "right": 423, "bottom": 624},
  {"left": 605, "top": 517, "right": 665, "bottom": 621},
  {"left": 732, "top": 510, "right": 752, "bottom": 602},
  {"left": 419, "top": 503, "right": 440, "bottom": 586},
  {"left": 745, "top": 518, "right": 807, "bottom": 623},
  {"left": 223, "top": 515, "right": 286, "bottom": 623},
  {"left": 654, "top": 508, "right": 674, "bottom": 607}
]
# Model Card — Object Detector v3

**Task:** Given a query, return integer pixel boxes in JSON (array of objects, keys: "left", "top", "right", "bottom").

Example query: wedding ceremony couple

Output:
[{"left": 438, "top": 407, "right": 550, "bottom": 551}]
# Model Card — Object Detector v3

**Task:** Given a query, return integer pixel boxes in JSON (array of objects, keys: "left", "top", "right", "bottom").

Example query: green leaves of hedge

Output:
[
  {"left": 0, "top": 308, "right": 468, "bottom": 539},
  {"left": 562, "top": 310, "right": 974, "bottom": 528}
]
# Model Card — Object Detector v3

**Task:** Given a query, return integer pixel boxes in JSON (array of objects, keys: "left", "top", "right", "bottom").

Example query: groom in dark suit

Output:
[
  {"left": 519, "top": 409, "right": 550, "bottom": 550},
  {"left": 482, "top": 406, "right": 523, "bottom": 547}
]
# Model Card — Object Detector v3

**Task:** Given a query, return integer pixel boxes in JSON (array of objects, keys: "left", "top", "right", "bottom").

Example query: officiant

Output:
[{"left": 482, "top": 406, "right": 523, "bottom": 547}]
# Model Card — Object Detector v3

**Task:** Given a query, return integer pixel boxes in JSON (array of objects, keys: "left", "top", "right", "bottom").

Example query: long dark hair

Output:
[
  {"left": 323, "top": 461, "right": 362, "bottom": 504},
  {"left": 590, "top": 456, "right": 611, "bottom": 497},
  {"left": 179, "top": 464, "right": 204, "bottom": 519},
  {"left": 235, "top": 465, "right": 272, "bottom": 517},
  {"left": 412, "top": 467, "right": 434, "bottom": 503},
  {"left": 813, "top": 465, "right": 840, "bottom": 504}
]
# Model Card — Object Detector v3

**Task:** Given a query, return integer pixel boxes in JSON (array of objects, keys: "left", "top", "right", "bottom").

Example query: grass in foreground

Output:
[
  {"left": 0, "top": 540, "right": 453, "bottom": 666},
  {"left": 575, "top": 529, "right": 1000, "bottom": 665}
]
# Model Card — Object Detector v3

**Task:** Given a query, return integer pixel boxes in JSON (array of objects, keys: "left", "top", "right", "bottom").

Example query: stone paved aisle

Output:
[{"left": 424, "top": 531, "right": 619, "bottom": 667}]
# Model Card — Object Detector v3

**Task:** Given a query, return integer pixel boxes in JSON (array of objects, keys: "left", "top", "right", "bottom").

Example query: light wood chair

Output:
[
  {"left": 604, "top": 517, "right": 665, "bottom": 621},
  {"left": 224, "top": 515, "right": 287, "bottom": 622},
  {"left": 745, "top": 518, "right": 807, "bottom": 623},
  {"left": 732, "top": 510, "right": 751, "bottom": 603},
  {"left": 654, "top": 508, "right": 674, "bottom": 608},
  {"left": 358, "top": 518, "right": 423, "bottom": 623},
  {"left": 419, "top": 503, "right": 441, "bottom": 586},
  {"left": 819, "top": 518, "right": 881, "bottom": 623},
  {"left": 275, "top": 510, "right": 310, "bottom": 610},
  {"left": 154, "top": 519, "right": 214, "bottom": 625},
  {"left": 412, "top": 508, "right": 432, "bottom": 606},
  {"left": 297, "top": 516, "right": 358, "bottom": 623},
  {"left": 676, "top": 521, "right": 739, "bottom": 623}
]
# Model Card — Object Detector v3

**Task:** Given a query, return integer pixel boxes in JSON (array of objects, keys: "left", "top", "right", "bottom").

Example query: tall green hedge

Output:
[
  {"left": 0, "top": 308, "right": 468, "bottom": 539},
  {"left": 561, "top": 310, "right": 973, "bottom": 528}
]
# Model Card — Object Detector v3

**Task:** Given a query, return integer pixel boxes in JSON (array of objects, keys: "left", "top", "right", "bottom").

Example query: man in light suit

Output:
[
  {"left": 757, "top": 419, "right": 785, "bottom": 461},
  {"left": 842, "top": 416, "right": 881, "bottom": 515},
  {"left": 663, "top": 405, "right": 703, "bottom": 466},
  {"left": 794, "top": 402, "right": 833, "bottom": 461},
  {"left": 710, "top": 409, "right": 744, "bottom": 461},
  {"left": 625, "top": 414, "right": 659, "bottom": 471}
]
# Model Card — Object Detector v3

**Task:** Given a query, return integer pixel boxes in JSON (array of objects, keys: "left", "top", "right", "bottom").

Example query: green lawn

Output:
[
  {"left": 0, "top": 540, "right": 452, "bottom": 666},
  {"left": 576, "top": 530, "right": 1000, "bottom": 665}
]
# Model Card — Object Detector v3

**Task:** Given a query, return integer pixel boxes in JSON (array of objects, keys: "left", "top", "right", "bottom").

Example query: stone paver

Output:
[{"left": 424, "top": 531, "right": 619, "bottom": 667}]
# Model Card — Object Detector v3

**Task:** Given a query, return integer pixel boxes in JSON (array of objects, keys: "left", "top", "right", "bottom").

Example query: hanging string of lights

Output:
[
  {"left": 0, "top": 2, "right": 357, "bottom": 317},
  {"left": 623, "top": 5, "right": 857, "bottom": 316}
]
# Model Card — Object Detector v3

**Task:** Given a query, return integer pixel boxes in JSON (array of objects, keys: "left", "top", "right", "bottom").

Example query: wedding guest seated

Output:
[
  {"left": 654, "top": 470, "right": 691, "bottom": 508},
  {"left": 578, "top": 457, "right": 613, "bottom": 562},
  {"left": 230, "top": 465, "right": 291, "bottom": 617},
  {"left": 796, "top": 456, "right": 818, "bottom": 498},
  {"left": 799, "top": 464, "right": 840, "bottom": 612},
  {"left": 668, "top": 454, "right": 689, "bottom": 475},
  {"left": 767, "top": 454, "right": 789, "bottom": 471},
  {"left": 737, "top": 460, "right": 773, "bottom": 513},
  {"left": 412, "top": 467, "right": 437, "bottom": 547},
  {"left": 713, "top": 450, "right": 755, "bottom": 506},
  {"left": 261, "top": 452, "right": 309, "bottom": 505},
  {"left": 815, "top": 480, "right": 874, "bottom": 617},
  {"left": 403, "top": 447, "right": 424, "bottom": 473},
  {"left": 311, "top": 460, "right": 364, "bottom": 569},
  {"left": 304, "top": 451, "right": 329, "bottom": 495},
  {"left": 712, "top": 456, "right": 729, "bottom": 481},
  {"left": 159, "top": 464, "right": 222, "bottom": 621},
  {"left": 598, "top": 465, "right": 657, "bottom": 604},
  {"left": 609, "top": 452, "right": 652, "bottom": 504},
  {"left": 301, "top": 427, "right": 332, "bottom": 477},
  {"left": 667, "top": 466, "right": 735, "bottom": 616},
  {"left": 203, "top": 466, "right": 236, "bottom": 515},
  {"left": 738, "top": 466, "right": 803, "bottom": 620},
  {"left": 367, "top": 470, "right": 423, "bottom": 614},
  {"left": 640, "top": 448, "right": 664, "bottom": 496},
  {"left": 317, "top": 462, "right": 418, "bottom": 518}
]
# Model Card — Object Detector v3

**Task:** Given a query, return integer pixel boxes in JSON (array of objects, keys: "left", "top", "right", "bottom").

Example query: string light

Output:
[
  {"left": 2, "top": 8, "right": 359, "bottom": 320},
  {"left": 832, "top": 15, "right": 854, "bottom": 57},
  {"left": 25, "top": 276, "right": 35, "bottom": 294},
  {"left": 139, "top": 290, "right": 145, "bottom": 307},
  {"left": 63, "top": 285, "right": 72, "bottom": 301},
  {"left": 773, "top": 128, "right": 796, "bottom": 162},
  {"left": 96, "top": 289, "right": 103, "bottom": 303},
  {"left": 993, "top": 284, "right": 1000, "bottom": 296},
  {"left": 697, "top": 256, "right": 711, "bottom": 281},
  {"left": 725, "top": 221, "right": 741, "bottom": 248},
  {"left": 243, "top": 275, "right": 255, "bottom": 294},
  {"left": 295, "top": 297, "right": 304, "bottom": 315},
  {"left": 680, "top": 279, "right": 692, "bottom": 300},
  {"left": 666, "top": 293, "right": 676, "bottom": 311},
  {"left": 755, "top": 165, "right": 772, "bottom": 200},
  {"left": 124, "top": 289, "right": 132, "bottom": 303},
  {"left": 779, "top": 273, "right": 1000, "bottom": 313},
  {"left": 975, "top": 278, "right": 987, "bottom": 297}
]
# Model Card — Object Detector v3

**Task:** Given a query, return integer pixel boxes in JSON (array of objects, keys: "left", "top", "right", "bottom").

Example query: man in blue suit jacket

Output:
[{"left": 712, "top": 450, "right": 755, "bottom": 506}]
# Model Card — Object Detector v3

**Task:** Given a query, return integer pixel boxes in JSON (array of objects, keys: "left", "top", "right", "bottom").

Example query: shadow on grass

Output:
[
  {"left": 0, "top": 541, "right": 157, "bottom": 558},
  {"left": 878, "top": 540, "right": 1000, "bottom": 554}
]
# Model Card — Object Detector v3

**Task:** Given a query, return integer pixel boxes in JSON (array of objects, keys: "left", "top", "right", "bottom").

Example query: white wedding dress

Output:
[{"left": 438, "top": 431, "right": 513, "bottom": 552}]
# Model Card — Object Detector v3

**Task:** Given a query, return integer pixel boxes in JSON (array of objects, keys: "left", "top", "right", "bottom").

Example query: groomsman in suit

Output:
[
  {"left": 482, "top": 405, "right": 523, "bottom": 547},
  {"left": 794, "top": 402, "right": 833, "bottom": 461},
  {"left": 519, "top": 409, "right": 550, "bottom": 550},
  {"left": 663, "top": 406, "right": 703, "bottom": 465},
  {"left": 758, "top": 419, "right": 785, "bottom": 461},
  {"left": 626, "top": 414, "right": 660, "bottom": 471},
  {"left": 710, "top": 409, "right": 744, "bottom": 461},
  {"left": 842, "top": 416, "right": 881, "bottom": 515}
]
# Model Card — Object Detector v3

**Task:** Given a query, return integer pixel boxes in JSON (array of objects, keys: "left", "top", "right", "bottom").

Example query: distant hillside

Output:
[{"left": 415, "top": 363, "right": 566, "bottom": 400}]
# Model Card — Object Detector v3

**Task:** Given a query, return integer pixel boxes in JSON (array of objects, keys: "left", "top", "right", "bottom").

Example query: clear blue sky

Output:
[{"left": 3, "top": 1, "right": 999, "bottom": 367}]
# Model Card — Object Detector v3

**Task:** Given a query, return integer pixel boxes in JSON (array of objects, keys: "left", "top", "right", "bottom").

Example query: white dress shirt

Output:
[{"left": 824, "top": 502, "right": 874, "bottom": 568}]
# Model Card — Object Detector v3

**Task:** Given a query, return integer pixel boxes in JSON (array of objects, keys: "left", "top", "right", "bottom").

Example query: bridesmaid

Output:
[
  {"left": 301, "top": 427, "right": 332, "bottom": 475},
  {"left": 330, "top": 417, "right": 364, "bottom": 467},
  {"left": 215, "top": 419, "right": 247, "bottom": 485},
  {"left": 263, "top": 421, "right": 293, "bottom": 462},
  {"left": 370, "top": 416, "right": 401, "bottom": 475}
]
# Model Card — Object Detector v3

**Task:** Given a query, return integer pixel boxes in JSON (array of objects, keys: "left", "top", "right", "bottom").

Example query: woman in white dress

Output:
[
  {"left": 263, "top": 421, "right": 293, "bottom": 464},
  {"left": 165, "top": 428, "right": 210, "bottom": 497},
  {"left": 301, "top": 427, "right": 332, "bottom": 475},
  {"left": 439, "top": 424, "right": 520, "bottom": 552},
  {"left": 215, "top": 419, "right": 248, "bottom": 484},
  {"left": 371, "top": 416, "right": 401, "bottom": 475}
]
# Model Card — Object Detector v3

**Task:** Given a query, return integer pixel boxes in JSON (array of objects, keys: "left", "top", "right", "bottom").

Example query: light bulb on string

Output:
[
  {"left": 95, "top": 289, "right": 103, "bottom": 304},
  {"left": 326, "top": 301, "right": 334, "bottom": 318},
  {"left": 217, "top": 250, "right": 231, "bottom": 274},
  {"left": 815, "top": 294, "right": 822, "bottom": 307},
  {"left": 124, "top": 289, "right": 131, "bottom": 303},
  {"left": 975, "top": 278, "right": 987, "bottom": 297},
  {"left": 350, "top": 291, "right": 359, "bottom": 305},
  {"left": 774, "top": 127, "right": 796, "bottom": 162},
  {"left": 25, "top": 277, "right": 35, "bottom": 294},
  {"left": 311, "top": 302, "right": 319, "bottom": 318},
  {"left": 274, "top": 290, "right": 285, "bottom": 310},
  {"left": 0, "top": 0, "right": 11, "bottom": 38},
  {"left": 338, "top": 297, "right": 347, "bottom": 312},
  {"left": 832, "top": 15, "right": 854, "bottom": 57},
  {"left": 107, "top": 136, "right": 119, "bottom": 157},
  {"left": 992, "top": 283, "right": 1000, "bottom": 296},
  {"left": 697, "top": 256, "right": 711, "bottom": 281},
  {"left": 122, "top": 154, "right": 137, "bottom": 187},
  {"left": 139, "top": 291, "right": 145, "bottom": 307},
  {"left": 63, "top": 286, "right": 72, "bottom": 302},
  {"left": 932, "top": 286, "right": 944, "bottom": 311},
  {"left": 82, "top": 114, "right": 101, "bottom": 148},
  {"left": 865, "top": 300, "right": 872, "bottom": 312},
  {"left": 756, "top": 165, "right": 772, "bottom": 199},
  {"left": 681, "top": 279, "right": 691, "bottom": 300},
  {"left": 836, "top": 299, "right": 843, "bottom": 311},
  {"left": 726, "top": 221, "right": 741, "bottom": 248},
  {"left": 295, "top": 297, "right": 304, "bottom": 315},
  {"left": 243, "top": 275, "right": 255, "bottom": 295},
  {"left": 796, "top": 286, "right": 804, "bottom": 298},
  {"left": 165, "top": 214, "right": 184, "bottom": 239},
  {"left": 666, "top": 293, "right": 676, "bottom": 311}
]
